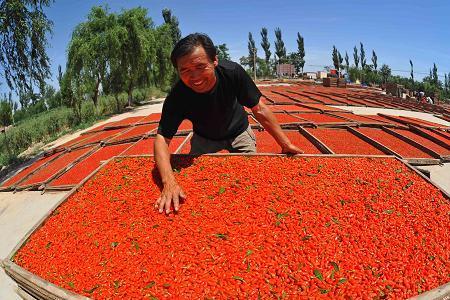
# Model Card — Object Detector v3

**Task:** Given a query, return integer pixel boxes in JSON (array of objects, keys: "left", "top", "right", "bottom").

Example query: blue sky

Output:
[{"left": 2, "top": 0, "right": 450, "bottom": 94}]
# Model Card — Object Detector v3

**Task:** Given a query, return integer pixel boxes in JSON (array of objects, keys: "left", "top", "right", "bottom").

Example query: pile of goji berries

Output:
[{"left": 14, "top": 156, "right": 450, "bottom": 299}]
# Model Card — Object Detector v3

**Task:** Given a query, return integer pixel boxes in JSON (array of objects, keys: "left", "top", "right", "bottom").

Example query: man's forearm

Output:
[
  {"left": 154, "top": 134, "right": 175, "bottom": 184},
  {"left": 252, "top": 103, "right": 291, "bottom": 148}
]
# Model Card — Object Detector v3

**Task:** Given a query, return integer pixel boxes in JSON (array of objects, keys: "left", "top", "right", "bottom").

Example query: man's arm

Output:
[
  {"left": 154, "top": 134, "right": 186, "bottom": 214},
  {"left": 251, "top": 102, "right": 303, "bottom": 154}
]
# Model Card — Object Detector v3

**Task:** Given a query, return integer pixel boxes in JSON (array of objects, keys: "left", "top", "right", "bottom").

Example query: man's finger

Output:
[
  {"left": 164, "top": 195, "right": 172, "bottom": 214},
  {"left": 180, "top": 189, "right": 186, "bottom": 199},
  {"left": 159, "top": 195, "right": 166, "bottom": 213},
  {"left": 173, "top": 192, "right": 180, "bottom": 212},
  {"left": 155, "top": 196, "right": 161, "bottom": 209}
]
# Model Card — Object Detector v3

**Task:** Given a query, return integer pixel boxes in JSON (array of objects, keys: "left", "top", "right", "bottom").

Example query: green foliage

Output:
[
  {"left": 344, "top": 52, "right": 349, "bottom": 72},
  {"left": 118, "top": 7, "right": 156, "bottom": 105},
  {"left": 248, "top": 32, "right": 257, "bottom": 73},
  {"left": 274, "top": 28, "right": 286, "bottom": 63},
  {"left": 0, "top": 0, "right": 52, "bottom": 95},
  {"left": 332, "top": 46, "right": 339, "bottom": 71},
  {"left": 371, "top": 50, "right": 377, "bottom": 71},
  {"left": 360, "top": 42, "right": 366, "bottom": 69},
  {"left": 0, "top": 107, "right": 73, "bottom": 164},
  {"left": 380, "top": 64, "right": 391, "bottom": 83},
  {"left": 162, "top": 8, "right": 181, "bottom": 45},
  {"left": 363, "top": 68, "right": 381, "bottom": 85},
  {"left": 260, "top": 28, "right": 271, "bottom": 64},
  {"left": 432, "top": 63, "right": 439, "bottom": 86},
  {"left": 296, "top": 33, "right": 305, "bottom": 74},
  {"left": 287, "top": 53, "right": 302, "bottom": 75},
  {"left": 154, "top": 23, "right": 175, "bottom": 90},
  {"left": 67, "top": 6, "right": 121, "bottom": 107},
  {"left": 216, "top": 44, "right": 230, "bottom": 61},
  {"left": 65, "top": 6, "right": 173, "bottom": 109},
  {"left": 353, "top": 46, "right": 359, "bottom": 68},
  {"left": 409, "top": 60, "right": 414, "bottom": 81},
  {"left": 0, "top": 99, "right": 13, "bottom": 127},
  {"left": 348, "top": 66, "right": 361, "bottom": 82}
]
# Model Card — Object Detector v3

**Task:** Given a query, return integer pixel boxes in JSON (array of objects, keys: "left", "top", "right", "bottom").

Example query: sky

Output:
[{"left": 2, "top": 0, "right": 450, "bottom": 94}]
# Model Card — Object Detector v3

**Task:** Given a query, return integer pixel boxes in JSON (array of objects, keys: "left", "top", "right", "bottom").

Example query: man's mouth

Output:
[{"left": 192, "top": 80, "right": 204, "bottom": 87}]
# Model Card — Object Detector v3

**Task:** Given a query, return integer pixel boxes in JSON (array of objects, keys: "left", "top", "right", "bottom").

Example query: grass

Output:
[{"left": 0, "top": 87, "right": 166, "bottom": 169}]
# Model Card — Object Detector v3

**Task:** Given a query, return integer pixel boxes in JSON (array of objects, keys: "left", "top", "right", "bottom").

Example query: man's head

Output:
[{"left": 171, "top": 33, "right": 218, "bottom": 93}]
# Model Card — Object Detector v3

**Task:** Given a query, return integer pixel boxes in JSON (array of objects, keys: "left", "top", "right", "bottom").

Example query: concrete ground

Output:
[
  {"left": 0, "top": 191, "right": 63, "bottom": 300},
  {"left": 0, "top": 100, "right": 449, "bottom": 298}
]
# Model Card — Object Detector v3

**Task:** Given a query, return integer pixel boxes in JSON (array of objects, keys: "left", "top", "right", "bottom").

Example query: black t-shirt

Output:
[{"left": 157, "top": 60, "right": 261, "bottom": 141}]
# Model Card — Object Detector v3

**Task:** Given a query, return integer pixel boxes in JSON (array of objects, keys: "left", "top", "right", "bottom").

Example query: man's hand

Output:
[
  {"left": 154, "top": 134, "right": 186, "bottom": 214},
  {"left": 281, "top": 143, "right": 304, "bottom": 154},
  {"left": 155, "top": 179, "right": 186, "bottom": 214},
  {"left": 251, "top": 102, "right": 304, "bottom": 154}
]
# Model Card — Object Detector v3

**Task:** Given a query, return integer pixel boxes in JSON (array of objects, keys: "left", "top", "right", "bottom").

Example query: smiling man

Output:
[{"left": 154, "top": 33, "right": 302, "bottom": 214}]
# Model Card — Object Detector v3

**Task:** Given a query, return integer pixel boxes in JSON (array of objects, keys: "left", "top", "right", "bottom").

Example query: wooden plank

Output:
[
  {"left": 346, "top": 126, "right": 400, "bottom": 157},
  {"left": 408, "top": 127, "right": 450, "bottom": 160},
  {"left": 382, "top": 127, "right": 442, "bottom": 159},
  {"left": 298, "top": 127, "right": 334, "bottom": 154}
]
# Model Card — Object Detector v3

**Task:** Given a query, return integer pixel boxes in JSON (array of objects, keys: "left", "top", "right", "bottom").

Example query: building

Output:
[
  {"left": 317, "top": 71, "right": 327, "bottom": 79},
  {"left": 276, "top": 64, "right": 295, "bottom": 77},
  {"left": 305, "top": 72, "right": 317, "bottom": 79}
]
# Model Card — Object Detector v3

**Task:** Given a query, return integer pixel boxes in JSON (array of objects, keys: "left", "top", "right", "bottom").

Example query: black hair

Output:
[{"left": 170, "top": 33, "right": 217, "bottom": 68}]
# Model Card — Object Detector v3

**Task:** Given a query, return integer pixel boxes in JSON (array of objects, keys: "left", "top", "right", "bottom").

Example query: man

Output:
[{"left": 154, "top": 33, "right": 302, "bottom": 214}]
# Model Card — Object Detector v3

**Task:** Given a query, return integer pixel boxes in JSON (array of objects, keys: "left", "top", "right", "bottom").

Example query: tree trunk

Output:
[
  {"left": 127, "top": 81, "right": 133, "bottom": 108},
  {"left": 115, "top": 94, "right": 121, "bottom": 113},
  {"left": 93, "top": 76, "right": 100, "bottom": 111}
]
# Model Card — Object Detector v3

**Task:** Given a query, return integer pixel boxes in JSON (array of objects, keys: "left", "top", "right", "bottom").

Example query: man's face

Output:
[{"left": 177, "top": 46, "right": 218, "bottom": 93}]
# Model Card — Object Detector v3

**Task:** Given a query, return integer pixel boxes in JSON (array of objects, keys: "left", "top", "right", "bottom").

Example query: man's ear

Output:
[{"left": 213, "top": 55, "right": 219, "bottom": 67}]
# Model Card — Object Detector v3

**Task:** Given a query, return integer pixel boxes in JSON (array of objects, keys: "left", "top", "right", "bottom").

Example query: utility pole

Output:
[
  {"left": 252, "top": 47, "right": 257, "bottom": 81},
  {"left": 274, "top": 53, "right": 279, "bottom": 79}
]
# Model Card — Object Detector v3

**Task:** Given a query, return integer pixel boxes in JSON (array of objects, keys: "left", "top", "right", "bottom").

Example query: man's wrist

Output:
[{"left": 162, "top": 174, "right": 176, "bottom": 185}]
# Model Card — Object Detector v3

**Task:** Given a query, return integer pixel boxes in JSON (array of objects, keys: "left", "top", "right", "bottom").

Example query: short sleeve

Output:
[
  {"left": 235, "top": 64, "right": 262, "bottom": 108},
  {"left": 157, "top": 93, "right": 184, "bottom": 139}
]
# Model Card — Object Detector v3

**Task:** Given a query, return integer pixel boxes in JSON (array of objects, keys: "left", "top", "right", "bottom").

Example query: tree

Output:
[
  {"left": 338, "top": 51, "right": 343, "bottom": 73},
  {"left": 260, "top": 28, "right": 271, "bottom": 64},
  {"left": 360, "top": 42, "right": 366, "bottom": 69},
  {"left": 57, "top": 65, "right": 63, "bottom": 87},
  {"left": 60, "top": 69, "right": 82, "bottom": 122},
  {"left": 0, "top": 98, "right": 13, "bottom": 127},
  {"left": 274, "top": 28, "right": 286, "bottom": 63},
  {"left": 296, "top": 33, "right": 305, "bottom": 74},
  {"left": 66, "top": 6, "right": 117, "bottom": 108},
  {"left": 332, "top": 46, "right": 339, "bottom": 72},
  {"left": 153, "top": 23, "right": 172, "bottom": 89},
  {"left": 344, "top": 52, "right": 349, "bottom": 72},
  {"left": 117, "top": 7, "right": 155, "bottom": 106},
  {"left": 162, "top": 8, "right": 181, "bottom": 45},
  {"left": 216, "top": 43, "right": 230, "bottom": 61},
  {"left": 432, "top": 63, "right": 438, "bottom": 86},
  {"left": 0, "top": 0, "right": 52, "bottom": 95},
  {"left": 409, "top": 60, "right": 414, "bottom": 82},
  {"left": 288, "top": 52, "right": 302, "bottom": 75},
  {"left": 248, "top": 32, "right": 257, "bottom": 74},
  {"left": 380, "top": 64, "right": 391, "bottom": 83},
  {"left": 445, "top": 73, "right": 448, "bottom": 92},
  {"left": 371, "top": 50, "right": 377, "bottom": 71},
  {"left": 353, "top": 46, "right": 359, "bottom": 68},
  {"left": 161, "top": 8, "right": 181, "bottom": 85},
  {"left": 0, "top": 96, "right": 13, "bottom": 156}
]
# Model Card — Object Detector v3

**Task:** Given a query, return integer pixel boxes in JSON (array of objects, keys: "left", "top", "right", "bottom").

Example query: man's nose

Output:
[{"left": 189, "top": 69, "right": 202, "bottom": 79}]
